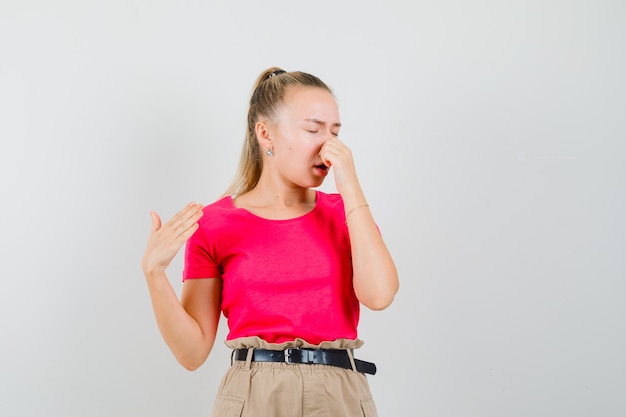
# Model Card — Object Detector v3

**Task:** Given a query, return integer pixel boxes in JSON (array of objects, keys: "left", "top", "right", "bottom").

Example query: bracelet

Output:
[{"left": 345, "top": 204, "right": 369, "bottom": 223}]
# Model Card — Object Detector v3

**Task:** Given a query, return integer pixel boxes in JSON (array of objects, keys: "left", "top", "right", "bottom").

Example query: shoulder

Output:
[
  {"left": 316, "top": 191, "right": 346, "bottom": 213},
  {"left": 197, "top": 196, "right": 238, "bottom": 229},
  {"left": 202, "top": 195, "right": 233, "bottom": 213},
  {"left": 315, "top": 191, "right": 347, "bottom": 223}
]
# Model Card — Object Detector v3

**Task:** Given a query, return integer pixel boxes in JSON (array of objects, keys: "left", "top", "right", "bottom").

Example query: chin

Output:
[
  {"left": 298, "top": 178, "right": 325, "bottom": 189},
  {"left": 311, "top": 177, "right": 326, "bottom": 188}
]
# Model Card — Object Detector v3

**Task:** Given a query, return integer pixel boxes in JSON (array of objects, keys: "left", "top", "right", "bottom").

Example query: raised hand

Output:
[
  {"left": 318, "top": 137, "right": 362, "bottom": 198},
  {"left": 141, "top": 202, "right": 203, "bottom": 274}
]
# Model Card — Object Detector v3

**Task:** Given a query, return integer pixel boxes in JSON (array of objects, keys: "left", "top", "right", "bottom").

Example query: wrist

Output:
[
  {"left": 143, "top": 265, "right": 167, "bottom": 281},
  {"left": 345, "top": 204, "right": 370, "bottom": 223},
  {"left": 341, "top": 193, "right": 367, "bottom": 212}
]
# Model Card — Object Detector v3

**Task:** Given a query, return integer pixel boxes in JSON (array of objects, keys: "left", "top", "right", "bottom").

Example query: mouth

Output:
[{"left": 313, "top": 164, "right": 329, "bottom": 176}]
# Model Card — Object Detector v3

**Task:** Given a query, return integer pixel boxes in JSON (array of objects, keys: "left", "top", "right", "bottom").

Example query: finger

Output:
[
  {"left": 320, "top": 152, "right": 332, "bottom": 167},
  {"left": 319, "top": 143, "right": 334, "bottom": 167},
  {"left": 320, "top": 147, "right": 341, "bottom": 168},
  {"left": 321, "top": 140, "right": 352, "bottom": 162},
  {"left": 182, "top": 202, "right": 203, "bottom": 220},
  {"left": 174, "top": 202, "right": 200, "bottom": 222},
  {"left": 176, "top": 203, "right": 203, "bottom": 230},
  {"left": 169, "top": 205, "right": 203, "bottom": 240},
  {"left": 167, "top": 202, "right": 203, "bottom": 231},
  {"left": 174, "top": 211, "right": 203, "bottom": 240},
  {"left": 149, "top": 211, "right": 162, "bottom": 233},
  {"left": 177, "top": 221, "right": 200, "bottom": 242}
]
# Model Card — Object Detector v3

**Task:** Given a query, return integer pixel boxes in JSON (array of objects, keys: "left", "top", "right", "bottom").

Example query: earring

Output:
[{"left": 266, "top": 149, "right": 273, "bottom": 156}]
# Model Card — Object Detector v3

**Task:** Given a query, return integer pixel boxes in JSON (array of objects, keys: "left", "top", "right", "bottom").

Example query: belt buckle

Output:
[{"left": 284, "top": 348, "right": 300, "bottom": 364}]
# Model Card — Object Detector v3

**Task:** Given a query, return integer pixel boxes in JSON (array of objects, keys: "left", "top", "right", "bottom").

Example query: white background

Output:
[{"left": 1, "top": 1, "right": 625, "bottom": 416}]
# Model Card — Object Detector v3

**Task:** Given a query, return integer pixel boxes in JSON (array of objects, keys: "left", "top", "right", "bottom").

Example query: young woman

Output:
[{"left": 142, "top": 67, "right": 399, "bottom": 417}]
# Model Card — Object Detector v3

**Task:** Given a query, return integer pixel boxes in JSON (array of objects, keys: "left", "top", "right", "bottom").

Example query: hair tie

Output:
[{"left": 267, "top": 70, "right": 286, "bottom": 79}]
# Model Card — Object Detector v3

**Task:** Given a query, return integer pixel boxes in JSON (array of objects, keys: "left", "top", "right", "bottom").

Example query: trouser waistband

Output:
[{"left": 232, "top": 348, "right": 377, "bottom": 375}]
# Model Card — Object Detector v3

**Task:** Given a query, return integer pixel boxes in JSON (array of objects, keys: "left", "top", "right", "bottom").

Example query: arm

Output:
[
  {"left": 320, "top": 139, "right": 399, "bottom": 310},
  {"left": 142, "top": 203, "right": 222, "bottom": 370}
]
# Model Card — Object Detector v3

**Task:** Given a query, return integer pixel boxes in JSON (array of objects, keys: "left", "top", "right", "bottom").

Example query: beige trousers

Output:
[{"left": 210, "top": 337, "right": 378, "bottom": 417}]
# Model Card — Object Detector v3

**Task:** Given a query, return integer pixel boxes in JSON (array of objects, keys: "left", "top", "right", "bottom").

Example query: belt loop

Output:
[
  {"left": 230, "top": 349, "right": 235, "bottom": 366},
  {"left": 346, "top": 349, "right": 357, "bottom": 372},
  {"left": 245, "top": 347, "right": 254, "bottom": 370}
]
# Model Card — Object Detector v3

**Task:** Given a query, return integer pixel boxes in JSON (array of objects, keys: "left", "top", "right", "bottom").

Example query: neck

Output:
[
  {"left": 251, "top": 181, "right": 315, "bottom": 208},
  {"left": 232, "top": 170, "right": 318, "bottom": 220}
]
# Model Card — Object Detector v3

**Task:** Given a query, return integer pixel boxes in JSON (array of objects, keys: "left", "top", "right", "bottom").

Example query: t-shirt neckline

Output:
[{"left": 227, "top": 190, "right": 321, "bottom": 222}]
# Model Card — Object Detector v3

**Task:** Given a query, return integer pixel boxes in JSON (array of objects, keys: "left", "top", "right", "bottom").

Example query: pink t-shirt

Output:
[{"left": 183, "top": 191, "right": 359, "bottom": 345}]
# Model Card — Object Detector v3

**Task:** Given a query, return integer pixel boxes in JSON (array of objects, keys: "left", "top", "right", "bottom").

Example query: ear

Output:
[{"left": 255, "top": 120, "right": 272, "bottom": 152}]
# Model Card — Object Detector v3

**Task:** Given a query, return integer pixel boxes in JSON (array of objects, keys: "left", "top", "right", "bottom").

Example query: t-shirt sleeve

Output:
[{"left": 182, "top": 224, "right": 222, "bottom": 281}]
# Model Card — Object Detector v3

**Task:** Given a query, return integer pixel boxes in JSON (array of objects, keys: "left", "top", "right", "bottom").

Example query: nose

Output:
[
  {"left": 317, "top": 130, "right": 333, "bottom": 151},
  {"left": 321, "top": 128, "right": 335, "bottom": 142}
]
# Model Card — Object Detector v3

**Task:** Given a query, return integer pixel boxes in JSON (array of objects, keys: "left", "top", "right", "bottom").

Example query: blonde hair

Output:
[{"left": 223, "top": 67, "right": 333, "bottom": 197}]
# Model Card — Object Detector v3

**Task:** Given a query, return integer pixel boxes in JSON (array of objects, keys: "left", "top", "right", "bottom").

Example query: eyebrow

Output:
[{"left": 304, "top": 118, "right": 342, "bottom": 128}]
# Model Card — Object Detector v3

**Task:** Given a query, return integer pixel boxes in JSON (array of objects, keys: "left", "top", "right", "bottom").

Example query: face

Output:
[{"left": 264, "top": 87, "right": 341, "bottom": 188}]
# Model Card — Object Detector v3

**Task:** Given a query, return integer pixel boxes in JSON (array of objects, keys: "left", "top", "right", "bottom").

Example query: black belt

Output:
[{"left": 233, "top": 348, "right": 377, "bottom": 375}]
